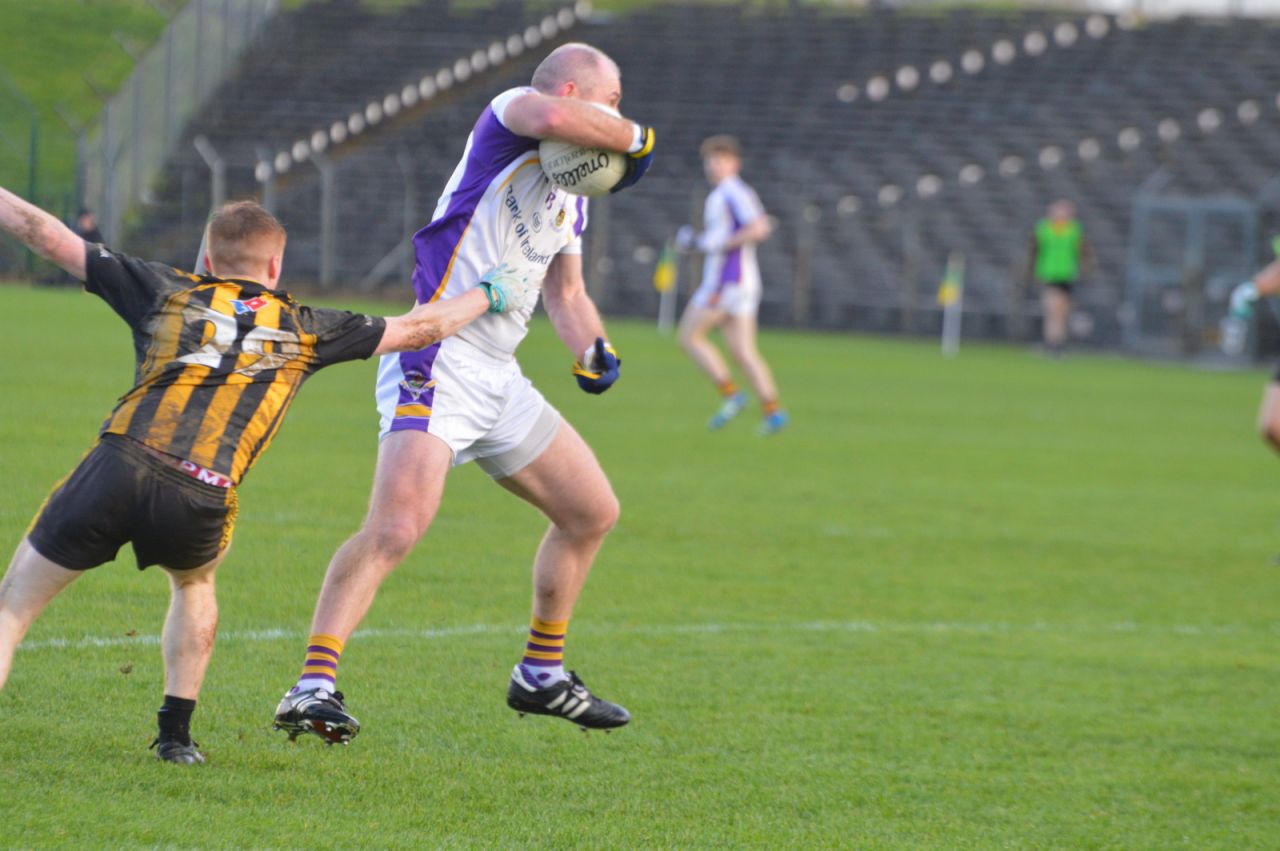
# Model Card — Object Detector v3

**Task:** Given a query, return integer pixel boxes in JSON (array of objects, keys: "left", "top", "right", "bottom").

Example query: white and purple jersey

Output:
[
  {"left": 410, "top": 86, "right": 588, "bottom": 360},
  {"left": 377, "top": 87, "right": 583, "bottom": 446},
  {"left": 696, "top": 175, "right": 765, "bottom": 308}
]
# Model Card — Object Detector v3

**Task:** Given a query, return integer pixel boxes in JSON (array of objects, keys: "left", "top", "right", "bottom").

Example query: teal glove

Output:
[
  {"left": 478, "top": 263, "right": 537, "bottom": 314},
  {"left": 1229, "top": 281, "right": 1258, "bottom": 320}
]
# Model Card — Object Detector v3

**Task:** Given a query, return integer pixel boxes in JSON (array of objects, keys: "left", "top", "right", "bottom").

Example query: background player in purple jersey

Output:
[
  {"left": 273, "top": 43, "right": 655, "bottom": 742},
  {"left": 677, "top": 135, "right": 788, "bottom": 435},
  {"left": 0, "top": 186, "right": 531, "bottom": 763}
]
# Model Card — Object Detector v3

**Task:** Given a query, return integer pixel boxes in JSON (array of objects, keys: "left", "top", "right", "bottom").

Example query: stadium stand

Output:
[{"left": 123, "top": 3, "right": 1280, "bottom": 345}]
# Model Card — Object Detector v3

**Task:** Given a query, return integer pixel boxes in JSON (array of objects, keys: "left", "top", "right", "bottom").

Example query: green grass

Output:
[
  {"left": 0, "top": 283, "right": 1277, "bottom": 848},
  {"left": 0, "top": 1, "right": 167, "bottom": 206}
]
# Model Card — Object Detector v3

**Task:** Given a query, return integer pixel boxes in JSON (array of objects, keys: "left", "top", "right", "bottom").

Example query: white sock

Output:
[
  {"left": 517, "top": 662, "right": 568, "bottom": 688},
  {"left": 293, "top": 676, "right": 334, "bottom": 694}
]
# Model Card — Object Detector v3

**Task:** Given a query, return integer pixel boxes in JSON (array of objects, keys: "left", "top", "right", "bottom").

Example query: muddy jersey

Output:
[{"left": 85, "top": 245, "right": 385, "bottom": 484}]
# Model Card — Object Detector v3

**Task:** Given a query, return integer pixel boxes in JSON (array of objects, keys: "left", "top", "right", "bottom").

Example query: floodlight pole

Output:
[
  {"left": 901, "top": 205, "right": 922, "bottom": 334},
  {"left": 84, "top": 76, "right": 118, "bottom": 244},
  {"left": 793, "top": 205, "right": 818, "bottom": 326},
  {"left": 312, "top": 150, "right": 337, "bottom": 289},
  {"left": 396, "top": 147, "right": 416, "bottom": 284},
  {"left": 586, "top": 195, "right": 611, "bottom": 306},
  {"left": 255, "top": 146, "right": 276, "bottom": 214},
  {"left": 193, "top": 135, "right": 226, "bottom": 211}
]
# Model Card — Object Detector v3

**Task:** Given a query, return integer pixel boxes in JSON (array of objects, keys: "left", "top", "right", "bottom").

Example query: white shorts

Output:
[
  {"left": 376, "top": 336, "right": 561, "bottom": 479},
  {"left": 690, "top": 279, "right": 761, "bottom": 317}
]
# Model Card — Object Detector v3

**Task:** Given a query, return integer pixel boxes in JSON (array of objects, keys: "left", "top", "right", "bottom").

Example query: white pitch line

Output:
[{"left": 15, "top": 618, "right": 1277, "bottom": 653}]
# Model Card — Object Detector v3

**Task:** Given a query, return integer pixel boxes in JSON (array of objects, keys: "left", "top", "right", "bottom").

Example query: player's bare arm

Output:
[
  {"left": 1254, "top": 259, "right": 1280, "bottom": 297},
  {"left": 540, "top": 252, "right": 607, "bottom": 355},
  {"left": 679, "top": 215, "right": 771, "bottom": 255},
  {"left": 1230, "top": 258, "right": 1280, "bottom": 318},
  {"left": 723, "top": 216, "right": 772, "bottom": 251},
  {"left": 374, "top": 289, "right": 489, "bottom": 355},
  {"left": 0, "top": 186, "right": 87, "bottom": 280},
  {"left": 375, "top": 262, "right": 536, "bottom": 354},
  {"left": 503, "top": 92, "right": 637, "bottom": 152}
]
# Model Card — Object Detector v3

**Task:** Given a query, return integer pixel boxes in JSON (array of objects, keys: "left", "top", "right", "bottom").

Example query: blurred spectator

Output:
[
  {"left": 73, "top": 208, "right": 102, "bottom": 244},
  {"left": 1027, "top": 200, "right": 1094, "bottom": 356}
]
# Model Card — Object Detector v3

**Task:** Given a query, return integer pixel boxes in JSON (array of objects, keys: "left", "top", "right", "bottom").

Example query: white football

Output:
[
  {"left": 538, "top": 140, "right": 627, "bottom": 197},
  {"left": 538, "top": 102, "right": 628, "bottom": 196}
]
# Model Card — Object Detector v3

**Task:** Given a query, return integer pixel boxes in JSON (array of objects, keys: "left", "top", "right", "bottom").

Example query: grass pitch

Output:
[{"left": 0, "top": 283, "right": 1276, "bottom": 848}]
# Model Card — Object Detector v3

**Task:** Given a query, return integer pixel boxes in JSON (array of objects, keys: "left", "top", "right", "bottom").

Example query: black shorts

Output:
[
  {"left": 27, "top": 434, "right": 238, "bottom": 571},
  {"left": 1042, "top": 281, "right": 1075, "bottom": 296}
]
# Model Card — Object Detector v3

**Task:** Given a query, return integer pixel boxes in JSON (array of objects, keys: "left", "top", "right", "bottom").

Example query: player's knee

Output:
[
  {"left": 677, "top": 324, "right": 703, "bottom": 350},
  {"left": 1261, "top": 420, "right": 1280, "bottom": 450},
  {"left": 361, "top": 517, "right": 424, "bottom": 564},
  {"left": 727, "top": 340, "right": 755, "bottom": 363},
  {"left": 568, "top": 493, "right": 620, "bottom": 541}
]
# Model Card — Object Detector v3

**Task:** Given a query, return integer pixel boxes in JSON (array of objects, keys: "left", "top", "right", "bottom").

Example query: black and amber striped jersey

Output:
[{"left": 84, "top": 244, "right": 386, "bottom": 485}]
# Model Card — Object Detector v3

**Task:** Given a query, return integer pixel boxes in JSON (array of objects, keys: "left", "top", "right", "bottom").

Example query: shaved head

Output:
[{"left": 531, "top": 42, "right": 621, "bottom": 105}]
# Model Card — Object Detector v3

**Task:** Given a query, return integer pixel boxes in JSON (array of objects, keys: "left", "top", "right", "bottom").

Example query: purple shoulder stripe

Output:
[{"left": 411, "top": 105, "right": 539, "bottom": 303}]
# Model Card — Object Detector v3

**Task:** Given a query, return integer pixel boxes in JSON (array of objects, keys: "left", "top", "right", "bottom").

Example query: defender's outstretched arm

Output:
[
  {"left": 374, "top": 264, "right": 539, "bottom": 355},
  {"left": 0, "top": 186, "right": 87, "bottom": 281},
  {"left": 374, "top": 290, "right": 491, "bottom": 355}
]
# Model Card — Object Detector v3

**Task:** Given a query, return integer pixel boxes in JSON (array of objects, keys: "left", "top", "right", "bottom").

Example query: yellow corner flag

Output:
[
  {"left": 937, "top": 254, "right": 964, "bottom": 306},
  {"left": 653, "top": 241, "right": 677, "bottom": 293}
]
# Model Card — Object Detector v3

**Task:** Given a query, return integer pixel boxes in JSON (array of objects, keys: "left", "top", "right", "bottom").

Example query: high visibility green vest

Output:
[{"left": 1034, "top": 219, "right": 1083, "bottom": 282}]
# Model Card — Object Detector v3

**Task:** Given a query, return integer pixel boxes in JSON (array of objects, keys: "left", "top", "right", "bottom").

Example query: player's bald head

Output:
[{"left": 531, "top": 43, "right": 620, "bottom": 101}]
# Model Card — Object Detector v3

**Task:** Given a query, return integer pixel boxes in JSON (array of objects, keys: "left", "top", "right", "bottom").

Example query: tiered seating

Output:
[
  {"left": 131, "top": 0, "right": 574, "bottom": 259},
  {"left": 125, "top": 3, "right": 1280, "bottom": 345}
]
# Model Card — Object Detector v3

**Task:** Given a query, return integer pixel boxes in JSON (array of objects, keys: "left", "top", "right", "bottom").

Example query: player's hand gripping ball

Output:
[
  {"left": 538, "top": 104, "right": 653, "bottom": 197},
  {"left": 610, "top": 125, "right": 655, "bottom": 195},
  {"left": 572, "top": 338, "right": 622, "bottom": 394}
]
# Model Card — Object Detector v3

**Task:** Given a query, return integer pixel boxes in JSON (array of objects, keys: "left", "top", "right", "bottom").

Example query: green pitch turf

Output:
[{"left": 0, "top": 283, "right": 1276, "bottom": 848}]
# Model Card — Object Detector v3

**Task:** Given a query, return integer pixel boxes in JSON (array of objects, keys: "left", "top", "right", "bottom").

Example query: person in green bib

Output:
[
  {"left": 1028, "top": 200, "right": 1093, "bottom": 356},
  {"left": 1227, "top": 258, "right": 1280, "bottom": 455}
]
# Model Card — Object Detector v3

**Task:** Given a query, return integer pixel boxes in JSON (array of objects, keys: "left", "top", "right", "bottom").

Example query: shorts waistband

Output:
[{"left": 106, "top": 434, "right": 234, "bottom": 490}]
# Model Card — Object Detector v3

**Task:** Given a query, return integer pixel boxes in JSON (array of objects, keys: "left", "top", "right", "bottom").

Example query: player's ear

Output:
[
  {"left": 267, "top": 253, "right": 283, "bottom": 288},
  {"left": 202, "top": 252, "right": 215, "bottom": 276}
]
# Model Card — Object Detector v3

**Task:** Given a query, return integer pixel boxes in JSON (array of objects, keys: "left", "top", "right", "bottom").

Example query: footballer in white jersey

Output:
[
  {"left": 691, "top": 174, "right": 766, "bottom": 316},
  {"left": 376, "top": 85, "right": 593, "bottom": 463},
  {"left": 415, "top": 86, "right": 589, "bottom": 360},
  {"left": 677, "top": 135, "right": 788, "bottom": 436},
  {"left": 276, "top": 43, "right": 656, "bottom": 742}
]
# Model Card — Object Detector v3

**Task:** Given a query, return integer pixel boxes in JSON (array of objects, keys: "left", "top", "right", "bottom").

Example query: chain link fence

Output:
[{"left": 83, "top": 0, "right": 280, "bottom": 246}]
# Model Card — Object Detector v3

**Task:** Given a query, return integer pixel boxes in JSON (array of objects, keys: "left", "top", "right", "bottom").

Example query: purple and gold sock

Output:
[
  {"left": 519, "top": 616, "right": 569, "bottom": 687},
  {"left": 294, "top": 633, "right": 343, "bottom": 693}
]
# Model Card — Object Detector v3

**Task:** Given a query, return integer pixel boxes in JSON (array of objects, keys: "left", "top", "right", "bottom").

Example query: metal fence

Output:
[
  {"left": 83, "top": 0, "right": 280, "bottom": 246},
  {"left": 1124, "top": 173, "right": 1261, "bottom": 359}
]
